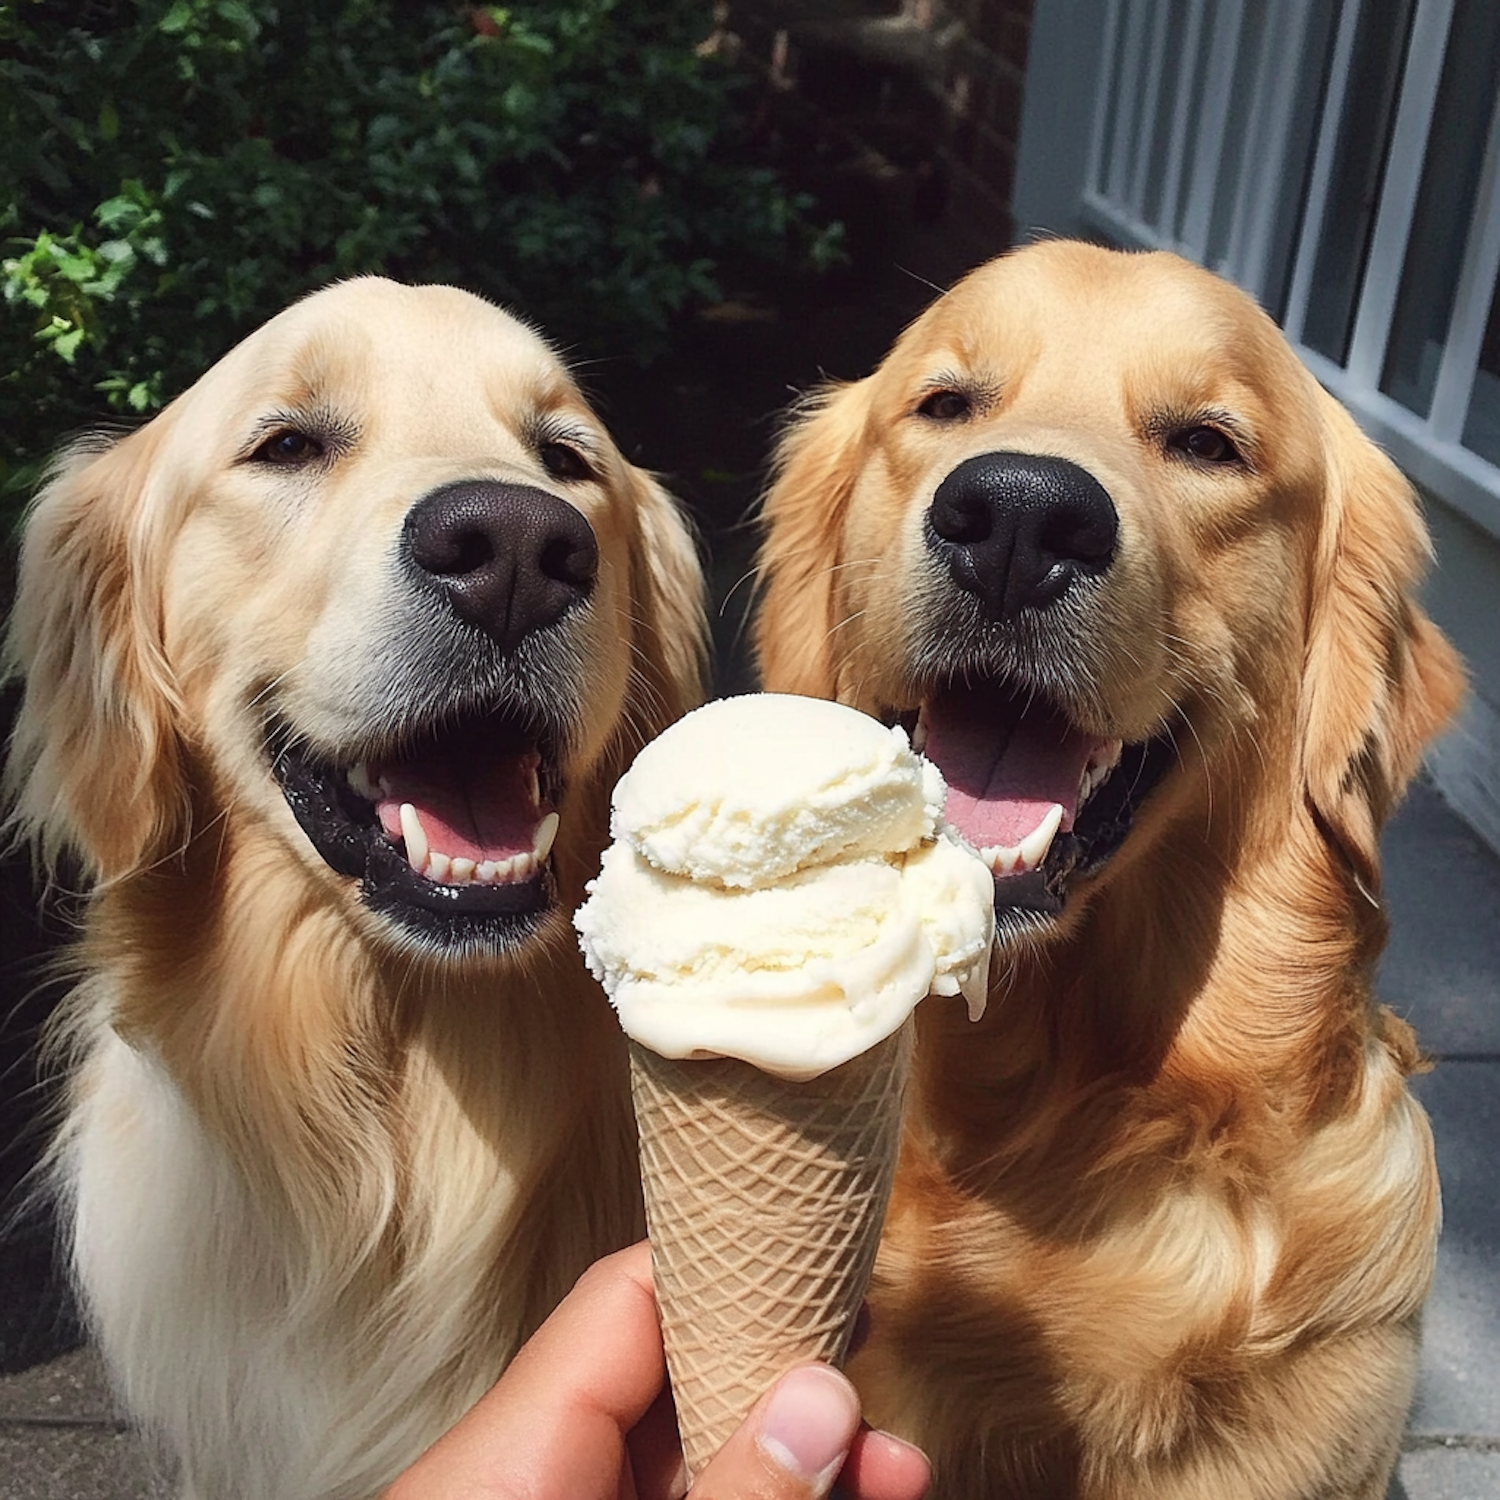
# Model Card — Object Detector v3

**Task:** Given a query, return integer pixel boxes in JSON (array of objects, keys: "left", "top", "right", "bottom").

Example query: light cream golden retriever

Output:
[
  {"left": 755, "top": 240, "right": 1466, "bottom": 1499},
  {"left": 4, "top": 278, "right": 705, "bottom": 1500}
]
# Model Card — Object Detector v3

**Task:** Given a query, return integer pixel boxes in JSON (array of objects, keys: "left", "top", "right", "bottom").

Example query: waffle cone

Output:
[{"left": 629, "top": 1018, "right": 912, "bottom": 1478}]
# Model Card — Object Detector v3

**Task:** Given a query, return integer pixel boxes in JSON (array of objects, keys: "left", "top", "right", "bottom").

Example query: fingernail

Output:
[
  {"left": 866, "top": 1426, "right": 933, "bottom": 1472},
  {"left": 758, "top": 1365, "right": 861, "bottom": 1489}
]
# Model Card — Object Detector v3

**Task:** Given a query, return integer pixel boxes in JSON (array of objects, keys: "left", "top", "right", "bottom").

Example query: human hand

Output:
[{"left": 381, "top": 1240, "right": 930, "bottom": 1500}]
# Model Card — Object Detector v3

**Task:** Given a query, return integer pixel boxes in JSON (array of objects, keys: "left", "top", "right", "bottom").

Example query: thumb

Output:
[{"left": 686, "top": 1364, "right": 861, "bottom": 1499}]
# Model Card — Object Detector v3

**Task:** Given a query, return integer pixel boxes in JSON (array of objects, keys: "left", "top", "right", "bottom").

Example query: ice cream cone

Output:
[
  {"left": 576, "top": 697, "right": 992, "bottom": 1472},
  {"left": 630, "top": 1016, "right": 913, "bottom": 1479}
]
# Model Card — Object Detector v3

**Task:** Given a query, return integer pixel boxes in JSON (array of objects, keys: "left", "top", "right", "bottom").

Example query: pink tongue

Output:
[
  {"left": 372, "top": 749, "right": 542, "bottom": 863},
  {"left": 922, "top": 691, "right": 1097, "bottom": 850}
]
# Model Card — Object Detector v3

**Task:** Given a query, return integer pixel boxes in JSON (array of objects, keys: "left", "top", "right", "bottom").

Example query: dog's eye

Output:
[
  {"left": 252, "top": 429, "right": 325, "bottom": 466},
  {"left": 916, "top": 390, "right": 972, "bottom": 422},
  {"left": 539, "top": 442, "right": 594, "bottom": 482},
  {"left": 1170, "top": 425, "right": 1240, "bottom": 465}
]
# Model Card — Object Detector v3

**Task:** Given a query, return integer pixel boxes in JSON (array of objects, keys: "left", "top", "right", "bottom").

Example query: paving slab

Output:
[
  {"left": 1380, "top": 780, "right": 1500, "bottom": 1055},
  {"left": 0, "top": 1422, "right": 159, "bottom": 1500},
  {"left": 0, "top": 1344, "right": 155, "bottom": 1500},
  {"left": 1408, "top": 1060, "right": 1500, "bottom": 1441},
  {"left": 1394, "top": 1446, "right": 1500, "bottom": 1500},
  {"left": 1388, "top": 778, "right": 1500, "bottom": 1500},
  {"left": 0, "top": 1347, "right": 122, "bottom": 1426}
]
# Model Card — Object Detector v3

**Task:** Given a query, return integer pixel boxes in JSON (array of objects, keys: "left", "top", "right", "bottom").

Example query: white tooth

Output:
[
  {"left": 399, "top": 803, "right": 429, "bottom": 873},
  {"left": 347, "top": 763, "right": 381, "bottom": 801},
  {"left": 425, "top": 851, "right": 452, "bottom": 884},
  {"left": 475, "top": 860, "right": 500, "bottom": 884},
  {"left": 512, "top": 852, "right": 534, "bottom": 883},
  {"left": 911, "top": 715, "right": 929, "bottom": 754},
  {"left": 1078, "top": 742, "right": 1120, "bottom": 807},
  {"left": 1089, "top": 739, "right": 1123, "bottom": 780},
  {"left": 492, "top": 854, "right": 517, "bottom": 883},
  {"left": 1079, "top": 760, "right": 1107, "bottom": 804},
  {"left": 532, "top": 810, "right": 560, "bottom": 863},
  {"left": 983, "top": 844, "right": 1020, "bottom": 876},
  {"left": 449, "top": 856, "right": 476, "bottom": 885},
  {"left": 1017, "top": 804, "right": 1065, "bottom": 872},
  {"left": 527, "top": 765, "right": 541, "bottom": 808}
]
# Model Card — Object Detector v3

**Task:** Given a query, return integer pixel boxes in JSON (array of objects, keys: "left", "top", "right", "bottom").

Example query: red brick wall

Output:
[
  {"left": 930, "top": 0, "right": 1034, "bottom": 239},
  {"left": 734, "top": 0, "right": 1036, "bottom": 262}
]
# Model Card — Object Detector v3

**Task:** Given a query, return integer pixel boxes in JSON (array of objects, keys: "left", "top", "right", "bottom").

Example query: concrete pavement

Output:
[
  {"left": 1, "top": 776, "right": 1496, "bottom": 1499},
  {"left": 1389, "top": 781, "right": 1500, "bottom": 1498}
]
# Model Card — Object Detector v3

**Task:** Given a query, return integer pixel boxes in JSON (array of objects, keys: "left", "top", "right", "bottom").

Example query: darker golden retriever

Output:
[
  {"left": 755, "top": 239, "right": 1465, "bottom": 1499},
  {"left": 4, "top": 278, "right": 705, "bottom": 1499}
]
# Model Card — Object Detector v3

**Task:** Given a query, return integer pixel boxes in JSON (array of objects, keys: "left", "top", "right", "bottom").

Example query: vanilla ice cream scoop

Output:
[
  {"left": 575, "top": 693, "right": 994, "bottom": 1080},
  {"left": 610, "top": 692, "right": 946, "bottom": 888}
]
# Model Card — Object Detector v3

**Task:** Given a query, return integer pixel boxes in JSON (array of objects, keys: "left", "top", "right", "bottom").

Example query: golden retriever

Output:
[
  {"left": 4, "top": 278, "right": 705, "bottom": 1500},
  {"left": 755, "top": 239, "right": 1466, "bottom": 1499}
]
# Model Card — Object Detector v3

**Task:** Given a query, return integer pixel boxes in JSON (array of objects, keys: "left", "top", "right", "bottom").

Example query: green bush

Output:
[{"left": 0, "top": 0, "right": 839, "bottom": 508}]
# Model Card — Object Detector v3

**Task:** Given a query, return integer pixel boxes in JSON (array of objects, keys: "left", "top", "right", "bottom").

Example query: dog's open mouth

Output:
[
  {"left": 900, "top": 683, "right": 1176, "bottom": 920},
  {"left": 272, "top": 709, "right": 561, "bottom": 949}
]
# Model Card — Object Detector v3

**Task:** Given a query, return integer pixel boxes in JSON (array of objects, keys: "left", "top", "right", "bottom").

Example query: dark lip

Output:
[
  {"left": 269, "top": 710, "right": 562, "bottom": 954},
  {"left": 893, "top": 692, "right": 1178, "bottom": 924}
]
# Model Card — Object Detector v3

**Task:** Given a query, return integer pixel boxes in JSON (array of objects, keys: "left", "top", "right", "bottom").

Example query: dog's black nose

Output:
[
  {"left": 926, "top": 452, "right": 1118, "bottom": 620},
  {"left": 404, "top": 481, "right": 598, "bottom": 650}
]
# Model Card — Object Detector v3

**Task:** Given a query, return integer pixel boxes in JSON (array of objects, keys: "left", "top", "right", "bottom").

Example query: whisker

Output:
[
  {"left": 894, "top": 263, "right": 949, "bottom": 298},
  {"left": 717, "top": 568, "right": 759, "bottom": 622},
  {"left": 825, "top": 609, "right": 868, "bottom": 639}
]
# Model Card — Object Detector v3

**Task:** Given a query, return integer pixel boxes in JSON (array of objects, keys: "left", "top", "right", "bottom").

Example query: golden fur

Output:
[
  {"left": 4, "top": 278, "right": 705, "bottom": 1500},
  {"left": 755, "top": 240, "right": 1466, "bottom": 1499}
]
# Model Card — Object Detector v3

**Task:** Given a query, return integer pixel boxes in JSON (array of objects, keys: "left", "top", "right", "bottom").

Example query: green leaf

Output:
[
  {"left": 158, "top": 2, "right": 196, "bottom": 36},
  {"left": 0, "top": 0, "right": 837, "bottom": 485},
  {"left": 96, "top": 196, "right": 142, "bottom": 233},
  {"left": 51, "top": 325, "right": 87, "bottom": 362}
]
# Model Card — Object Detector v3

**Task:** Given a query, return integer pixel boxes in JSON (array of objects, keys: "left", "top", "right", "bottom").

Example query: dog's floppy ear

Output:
[
  {"left": 3, "top": 426, "right": 189, "bottom": 883},
  {"left": 627, "top": 467, "right": 709, "bottom": 733},
  {"left": 754, "top": 378, "right": 872, "bottom": 697},
  {"left": 1298, "top": 398, "right": 1465, "bottom": 891}
]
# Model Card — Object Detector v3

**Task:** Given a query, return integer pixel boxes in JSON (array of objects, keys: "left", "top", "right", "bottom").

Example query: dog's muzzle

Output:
[
  {"left": 908, "top": 452, "right": 1172, "bottom": 934},
  {"left": 273, "top": 480, "right": 602, "bottom": 956}
]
